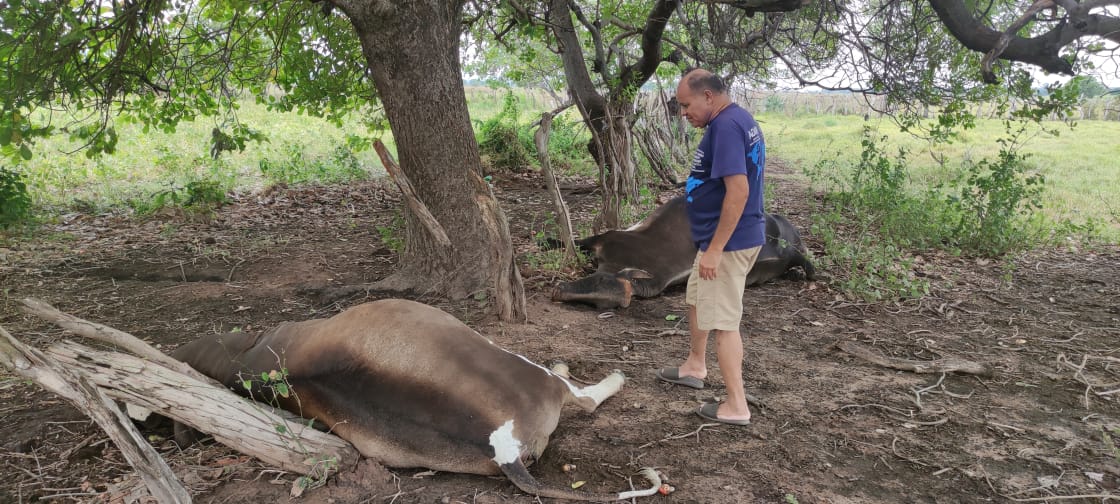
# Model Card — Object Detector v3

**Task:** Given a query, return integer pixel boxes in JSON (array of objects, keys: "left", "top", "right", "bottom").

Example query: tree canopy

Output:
[{"left": 2, "top": 0, "right": 1116, "bottom": 317}]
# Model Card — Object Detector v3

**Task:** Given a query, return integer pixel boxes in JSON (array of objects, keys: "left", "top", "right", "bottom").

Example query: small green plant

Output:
[
  {"left": 947, "top": 141, "right": 1044, "bottom": 255},
  {"left": 784, "top": 493, "right": 800, "bottom": 504},
  {"left": 129, "top": 177, "right": 228, "bottom": 215},
  {"left": 185, "top": 179, "right": 227, "bottom": 207},
  {"left": 810, "top": 208, "right": 930, "bottom": 302},
  {"left": 0, "top": 166, "right": 32, "bottom": 227},
  {"left": 238, "top": 365, "right": 340, "bottom": 492},
  {"left": 259, "top": 143, "right": 369, "bottom": 185},
  {"left": 525, "top": 247, "right": 587, "bottom": 272},
  {"left": 547, "top": 113, "right": 592, "bottom": 173},
  {"left": 619, "top": 185, "right": 657, "bottom": 225},
  {"left": 376, "top": 212, "right": 406, "bottom": 255}
]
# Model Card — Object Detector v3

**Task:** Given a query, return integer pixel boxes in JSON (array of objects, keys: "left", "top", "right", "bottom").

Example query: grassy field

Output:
[
  {"left": 758, "top": 113, "right": 1120, "bottom": 242},
  {"left": 14, "top": 87, "right": 562, "bottom": 215},
  {"left": 7, "top": 88, "right": 1118, "bottom": 244}
]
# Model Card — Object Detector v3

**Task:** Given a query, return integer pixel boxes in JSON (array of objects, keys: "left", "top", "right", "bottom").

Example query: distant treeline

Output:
[{"left": 733, "top": 90, "right": 1120, "bottom": 122}]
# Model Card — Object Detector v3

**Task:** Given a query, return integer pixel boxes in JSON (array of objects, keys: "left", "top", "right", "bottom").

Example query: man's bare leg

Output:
[
  {"left": 676, "top": 304, "right": 709, "bottom": 380},
  {"left": 713, "top": 328, "right": 751, "bottom": 421}
]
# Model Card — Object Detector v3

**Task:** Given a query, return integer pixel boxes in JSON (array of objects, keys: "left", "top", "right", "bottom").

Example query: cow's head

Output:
[{"left": 551, "top": 269, "right": 652, "bottom": 309}]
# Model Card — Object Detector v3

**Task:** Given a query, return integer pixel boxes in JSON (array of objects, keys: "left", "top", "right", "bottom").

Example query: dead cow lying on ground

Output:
[
  {"left": 170, "top": 299, "right": 661, "bottom": 501},
  {"left": 552, "top": 195, "right": 815, "bottom": 309}
]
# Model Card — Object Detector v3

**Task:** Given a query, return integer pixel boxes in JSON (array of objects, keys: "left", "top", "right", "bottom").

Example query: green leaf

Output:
[
  {"left": 260, "top": 371, "right": 270, "bottom": 382},
  {"left": 274, "top": 382, "right": 290, "bottom": 398},
  {"left": 0, "top": 126, "right": 11, "bottom": 146},
  {"left": 664, "top": 314, "right": 680, "bottom": 321},
  {"left": 242, "top": 380, "right": 253, "bottom": 390},
  {"left": 19, "top": 144, "right": 31, "bottom": 160}
]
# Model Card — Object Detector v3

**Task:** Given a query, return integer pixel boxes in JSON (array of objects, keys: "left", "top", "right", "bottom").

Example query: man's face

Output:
[{"left": 675, "top": 82, "right": 715, "bottom": 128}]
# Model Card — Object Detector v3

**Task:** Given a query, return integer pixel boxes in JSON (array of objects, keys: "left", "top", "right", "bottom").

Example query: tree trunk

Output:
[
  {"left": 534, "top": 111, "right": 578, "bottom": 260},
  {"left": 336, "top": 0, "right": 525, "bottom": 321},
  {"left": 596, "top": 104, "right": 639, "bottom": 230},
  {"left": 547, "top": 0, "right": 678, "bottom": 232}
]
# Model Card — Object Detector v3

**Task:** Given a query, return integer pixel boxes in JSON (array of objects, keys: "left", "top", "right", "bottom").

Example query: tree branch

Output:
[
  {"left": 18, "top": 298, "right": 216, "bottom": 386},
  {"left": 708, "top": 0, "right": 809, "bottom": 16},
  {"left": 373, "top": 140, "right": 453, "bottom": 258},
  {"left": 927, "top": 0, "right": 1077, "bottom": 75},
  {"left": 617, "top": 0, "right": 681, "bottom": 98},
  {"left": 547, "top": 0, "right": 607, "bottom": 118},
  {"left": 568, "top": 0, "right": 609, "bottom": 79}
]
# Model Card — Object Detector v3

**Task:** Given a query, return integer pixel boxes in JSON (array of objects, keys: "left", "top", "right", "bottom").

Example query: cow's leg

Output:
[{"left": 566, "top": 370, "right": 625, "bottom": 412}]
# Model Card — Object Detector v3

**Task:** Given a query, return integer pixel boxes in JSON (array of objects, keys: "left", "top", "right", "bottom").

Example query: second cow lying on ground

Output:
[
  {"left": 169, "top": 299, "right": 662, "bottom": 501},
  {"left": 552, "top": 196, "right": 815, "bottom": 309}
]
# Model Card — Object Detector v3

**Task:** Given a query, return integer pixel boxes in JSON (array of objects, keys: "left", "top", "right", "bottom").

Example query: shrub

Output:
[
  {"left": 259, "top": 143, "right": 369, "bottom": 185},
  {"left": 476, "top": 90, "right": 535, "bottom": 172},
  {"left": 129, "top": 177, "right": 228, "bottom": 215},
  {"left": 0, "top": 166, "right": 32, "bottom": 227}
]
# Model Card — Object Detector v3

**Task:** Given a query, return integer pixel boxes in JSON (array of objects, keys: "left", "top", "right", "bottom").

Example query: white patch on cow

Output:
[
  {"left": 573, "top": 372, "right": 624, "bottom": 405},
  {"left": 666, "top": 267, "right": 692, "bottom": 286},
  {"left": 624, "top": 213, "right": 656, "bottom": 232},
  {"left": 489, "top": 419, "right": 523, "bottom": 465},
  {"left": 503, "top": 348, "right": 624, "bottom": 409}
]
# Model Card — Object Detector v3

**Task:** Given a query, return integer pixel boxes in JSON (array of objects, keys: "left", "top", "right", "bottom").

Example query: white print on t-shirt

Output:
[{"left": 690, "top": 148, "right": 705, "bottom": 175}]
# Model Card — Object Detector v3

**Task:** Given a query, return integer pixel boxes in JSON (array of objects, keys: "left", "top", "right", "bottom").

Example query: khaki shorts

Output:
[{"left": 686, "top": 246, "right": 761, "bottom": 331}]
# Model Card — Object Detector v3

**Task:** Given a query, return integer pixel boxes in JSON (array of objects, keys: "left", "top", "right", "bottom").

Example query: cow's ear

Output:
[
  {"left": 617, "top": 268, "right": 653, "bottom": 280},
  {"left": 617, "top": 278, "right": 633, "bottom": 308}
]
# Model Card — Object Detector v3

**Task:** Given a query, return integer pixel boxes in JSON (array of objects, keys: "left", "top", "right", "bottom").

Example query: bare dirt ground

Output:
[{"left": 1, "top": 160, "right": 1118, "bottom": 504}]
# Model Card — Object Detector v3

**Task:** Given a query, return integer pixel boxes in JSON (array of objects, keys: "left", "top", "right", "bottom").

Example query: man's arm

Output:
[
  {"left": 707, "top": 174, "right": 748, "bottom": 253},
  {"left": 698, "top": 174, "right": 748, "bottom": 280}
]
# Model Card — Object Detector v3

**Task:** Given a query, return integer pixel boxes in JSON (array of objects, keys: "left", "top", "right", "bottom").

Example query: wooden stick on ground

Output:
[
  {"left": 10, "top": 298, "right": 362, "bottom": 491},
  {"left": 45, "top": 339, "right": 360, "bottom": 477},
  {"left": 835, "top": 341, "right": 992, "bottom": 377},
  {"left": 19, "top": 298, "right": 215, "bottom": 386},
  {"left": 0, "top": 325, "right": 192, "bottom": 504}
]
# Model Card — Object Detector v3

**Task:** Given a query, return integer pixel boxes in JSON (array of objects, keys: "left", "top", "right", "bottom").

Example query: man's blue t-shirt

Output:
[{"left": 685, "top": 103, "right": 766, "bottom": 252}]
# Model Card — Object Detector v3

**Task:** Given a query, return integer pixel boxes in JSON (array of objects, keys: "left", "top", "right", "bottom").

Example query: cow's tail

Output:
[
  {"left": 499, "top": 460, "right": 662, "bottom": 502},
  {"left": 797, "top": 252, "right": 817, "bottom": 281},
  {"left": 538, "top": 236, "right": 594, "bottom": 255}
]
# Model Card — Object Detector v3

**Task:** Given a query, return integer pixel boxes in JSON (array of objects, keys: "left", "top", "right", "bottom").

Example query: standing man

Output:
[{"left": 655, "top": 69, "right": 765, "bottom": 426}]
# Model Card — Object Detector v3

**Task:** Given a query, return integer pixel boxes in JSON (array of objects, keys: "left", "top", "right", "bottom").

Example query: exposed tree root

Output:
[{"left": 834, "top": 340, "right": 992, "bottom": 376}]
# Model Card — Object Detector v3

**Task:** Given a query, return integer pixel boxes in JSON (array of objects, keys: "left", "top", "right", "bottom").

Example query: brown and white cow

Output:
[
  {"left": 169, "top": 299, "right": 660, "bottom": 501},
  {"left": 551, "top": 195, "right": 815, "bottom": 309}
]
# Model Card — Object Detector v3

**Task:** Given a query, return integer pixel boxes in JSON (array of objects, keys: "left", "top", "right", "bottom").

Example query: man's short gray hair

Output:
[{"left": 683, "top": 69, "right": 726, "bottom": 94}]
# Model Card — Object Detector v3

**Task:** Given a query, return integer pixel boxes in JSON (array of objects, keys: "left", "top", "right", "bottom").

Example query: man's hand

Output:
[{"left": 699, "top": 248, "right": 723, "bottom": 280}]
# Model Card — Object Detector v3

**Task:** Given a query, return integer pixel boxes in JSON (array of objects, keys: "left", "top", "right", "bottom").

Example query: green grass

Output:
[
  {"left": 20, "top": 101, "right": 395, "bottom": 213},
  {"left": 759, "top": 113, "right": 1120, "bottom": 242},
  {"left": 9, "top": 89, "right": 1117, "bottom": 248},
  {"left": 10, "top": 87, "right": 567, "bottom": 216}
]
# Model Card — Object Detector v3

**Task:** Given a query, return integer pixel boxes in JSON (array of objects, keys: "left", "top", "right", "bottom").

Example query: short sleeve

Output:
[{"left": 709, "top": 122, "right": 748, "bottom": 179}]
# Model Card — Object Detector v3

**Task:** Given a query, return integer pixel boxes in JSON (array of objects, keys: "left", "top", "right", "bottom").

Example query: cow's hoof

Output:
[{"left": 549, "top": 361, "right": 571, "bottom": 378}]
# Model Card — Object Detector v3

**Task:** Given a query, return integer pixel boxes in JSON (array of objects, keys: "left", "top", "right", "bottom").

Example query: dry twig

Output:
[
  {"left": 835, "top": 341, "right": 992, "bottom": 376},
  {"left": 638, "top": 423, "right": 721, "bottom": 449}
]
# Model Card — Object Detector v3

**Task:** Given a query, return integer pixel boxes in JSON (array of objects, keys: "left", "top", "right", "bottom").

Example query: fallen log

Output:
[
  {"left": 45, "top": 339, "right": 360, "bottom": 477},
  {"left": 0, "top": 325, "right": 191, "bottom": 504},
  {"left": 835, "top": 340, "right": 992, "bottom": 377},
  {"left": 2, "top": 298, "right": 363, "bottom": 501}
]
